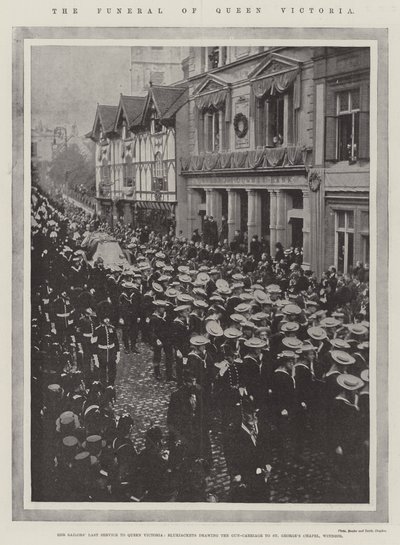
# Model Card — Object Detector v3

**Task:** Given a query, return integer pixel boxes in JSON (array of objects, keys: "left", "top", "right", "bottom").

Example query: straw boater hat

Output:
[
  {"left": 153, "top": 299, "right": 168, "bottom": 307},
  {"left": 165, "top": 288, "right": 179, "bottom": 299},
  {"left": 283, "top": 304, "right": 302, "bottom": 316},
  {"left": 266, "top": 284, "right": 281, "bottom": 294},
  {"left": 224, "top": 327, "right": 242, "bottom": 339},
  {"left": 331, "top": 350, "right": 356, "bottom": 366},
  {"left": 155, "top": 251, "right": 166, "bottom": 259},
  {"left": 253, "top": 290, "right": 271, "bottom": 305},
  {"left": 282, "top": 337, "right": 303, "bottom": 350},
  {"left": 307, "top": 326, "right": 328, "bottom": 341},
  {"left": 152, "top": 282, "right": 164, "bottom": 293},
  {"left": 190, "top": 335, "right": 210, "bottom": 346},
  {"left": 347, "top": 324, "right": 368, "bottom": 336},
  {"left": 216, "top": 279, "right": 229, "bottom": 290},
  {"left": 252, "top": 312, "right": 269, "bottom": 322},
  {"left": 198, "top": 265, "right": 209, "bottom": 272},
  {"left": 360, "top": 369, "right": 369, "bottom": 382},
  {"left": 218, "top": 286, "right": 232, "bottom": 296},
  {"left": 244, "top": 337, "right": 267, "bottom": 349},
  {"left": 330, "top": 338, "right": 351, "bottom": 350},
  {"left": 196, "top": 272, "right": 210, "bottom": 284},
  {"left": 193, "top": 287, "right": 207, "bottom": 298},
  {"left": 178, "top": 265, "right": 190, "bottom": 274},
  {"left": 73, "top": 451, "right": 91, "bottom": 472},
  {"left": 240, "top": 319, "right": 256, "bottom": 330},
  {"left": 336, "top": 374, "right": 364, "bottom": 391},
  {"left": 174, "top": 305, "right": 191, "bottom": 313},
  {"left": 178, "top": 274, "right": 192, "bottom": 284},
  {"left": 232, "top": 273, "right": 245, "bottom": 282},
  {"left": 121, "top": 281, "right": 136, "bottom": 289},
  {"left": 177, "top": 293, "right": 194, "bottom": 304},
  {"left": 205, "top": 320, "right": 224, "bottom": 337},
  {"left": 281, "top": 321, "right": 300, "bottom": 333},
  {"left": 279, "top": 350, "right": 299, "bottom": 360},
  {"left": 158, "top": 275, "right": 171, "bottom": 283},
  {"left": 235, "top": 303, "right": 251, "bottom": 314},
  {"left": 82, "top": 434, "right": 106, "bottom": 455},
  {"left": 298, "top": 342, "right": 318, "bottom": 353},
  {"left": 155, "top": 260, "right": 165, "bottom": 269},
  {"left": 239, "top": 293, "right": 254, "bottom": 302},
  {"left": 320, "top": 317, "right": 341, "bottom": 328},
  {"left": 251, "top": 283, "right": 264, "bottom": 291},
  {"left": 230, "top": 313, "right": 244, "bottom": 324},
  {"left": 193, "top": 299, "right": 209, "bottom": 309},
  {"left": 209, "top": 294, "right": 225, "bottom": 303}
]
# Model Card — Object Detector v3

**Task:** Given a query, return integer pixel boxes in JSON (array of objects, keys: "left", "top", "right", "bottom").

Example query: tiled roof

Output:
[
  {"left": 149, "top": 85, "right": 188, "bottom": 119},
  {"left": 98, "top": 105, "right": 118, "bottom": 133},
  {"left": 120, "top": 95, "right": 147, "bottom": 127}
]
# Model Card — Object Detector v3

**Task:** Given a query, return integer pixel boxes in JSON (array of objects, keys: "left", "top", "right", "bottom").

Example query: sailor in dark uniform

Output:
[
  {"left": 93, "top": 301, "right": 120, "bottom": 387},
  {"left": 171, "top": 305, "right": 191, "bottom": 386},
  {"left": 149, "top": 299, "right": 174, "bottom": 381}
]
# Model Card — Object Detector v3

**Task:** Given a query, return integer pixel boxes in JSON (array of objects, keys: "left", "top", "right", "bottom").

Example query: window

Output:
[
  {"left": 360, "top": 210, "right": 370, "bottom": 266},
  {"left": 123, "top": 156, "right": 134, "bottom": 188},
  {"left": 153, "top": 152, "right": 167, "bottom": 192},
  {"left": 150, "top": 107, "right": 163, "bottom": 134},
  {"left": 204, "top": 108, "right": 220, "bottom": 152},
  {"left": 101, "top": 158, "right": 110, "bottom": 183},
  {"left": 207, "top": 47, "right": 227, "bottom": 70},
  {"left": 256, "top": 90, "right": 294, "bottom": 147},
  {"left": 335, "top": 210, "right": 354, "bottom": 274},
  {"left": 337, "top": 89, "right": 360, "bottom": 161}
]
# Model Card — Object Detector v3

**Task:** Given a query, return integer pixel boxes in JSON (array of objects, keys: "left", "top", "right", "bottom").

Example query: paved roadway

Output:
[{"left": 114, "top": 337, "right": 364, "bottom": 503}]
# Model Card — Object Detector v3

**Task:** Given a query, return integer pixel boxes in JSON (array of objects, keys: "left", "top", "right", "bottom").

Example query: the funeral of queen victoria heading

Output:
[{"left": 49, "top": 5, "right": 356, "bottom": 16}]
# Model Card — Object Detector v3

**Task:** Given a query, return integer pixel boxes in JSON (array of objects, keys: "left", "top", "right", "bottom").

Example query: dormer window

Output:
[
  {"left": 150, "top": 106, "right": 163, "bottom": 134},
  {"left": 207, "top": 47, "right": 227, "bottom": 70}
]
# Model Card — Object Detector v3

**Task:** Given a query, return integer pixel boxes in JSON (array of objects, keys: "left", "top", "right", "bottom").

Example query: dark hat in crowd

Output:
[
  {"left": 97, "top": 300, "right": 113, "bottom": 321},
  {"left": 73, "top": 450, "right": 91, "bottom": 472},
  {"left": 62, "top": 435, "right": 79, "bottom": 460}
]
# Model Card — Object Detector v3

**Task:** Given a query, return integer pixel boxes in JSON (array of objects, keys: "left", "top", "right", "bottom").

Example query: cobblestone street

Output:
[{"left": 114, "top": 336, "right": 355, "bottom": 503}]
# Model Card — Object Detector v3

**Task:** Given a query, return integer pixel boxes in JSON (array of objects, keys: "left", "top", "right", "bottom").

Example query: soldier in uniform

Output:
[
  {"left": 93, "top": 301, "right": 120, "bottom": 387},
  {"left": 76, "top": 291, "right": 98, "bottom": 384}
]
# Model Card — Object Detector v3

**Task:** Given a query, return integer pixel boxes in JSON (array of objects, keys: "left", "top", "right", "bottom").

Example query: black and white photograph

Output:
[{"left": 28, "top": 40, "right": 375, "bottom": 506}]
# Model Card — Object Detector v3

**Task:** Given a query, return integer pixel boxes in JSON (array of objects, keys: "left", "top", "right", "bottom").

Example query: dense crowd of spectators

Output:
[{"left": 30, "top": 183, "right": 370, "bottom": 503}]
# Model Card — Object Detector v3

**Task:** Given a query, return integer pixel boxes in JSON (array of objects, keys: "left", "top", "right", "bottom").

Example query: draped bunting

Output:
[
  {"left": 203, "top": 152, "right": 220, "bottom": 171},
  {"left": 231, "top": 150, "right": 248, "bottom": 169},
  {"left": 251, "top": 69, "right": 299, "bottom": 99},
  {"left": 195, "top": 88, "right": 231, "bottom": 122},
  {"left": 263, "top": 147, "right": 286, "bottom": 167},
  {"left": 285, "top": 145, "right": 303, "bottom": 166},
  {"left": 219, "top": 152, "right": 232, "bottom": 169},
  {"left": 190, "top": 154, "right": 205, "bottom": 171},
  {"left": 293, "top": 73, "right": 301, "bottom": 110},
  {"left": 246, "top": 148, "right": 265, "bottom": 169},
  {"left": 182, "top": 145, "right": 306, "bottom": 172}
]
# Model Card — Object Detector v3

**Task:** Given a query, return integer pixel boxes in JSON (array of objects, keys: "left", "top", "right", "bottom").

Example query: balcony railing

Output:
[
  {"left": 97, "top": 185, "right": 135, "bottom": 200},
  {"left": 180, "top": 145, "right": 312, "bottom": 174}
]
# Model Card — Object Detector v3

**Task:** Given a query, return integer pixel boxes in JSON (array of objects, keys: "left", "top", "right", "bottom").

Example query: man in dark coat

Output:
[{"left": 167, "top": 369, "right": 211, "bottom": 465}]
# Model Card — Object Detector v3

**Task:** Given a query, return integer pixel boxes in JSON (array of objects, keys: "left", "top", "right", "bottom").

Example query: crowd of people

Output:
[{"left": 31, "top": 183, "right": 370, "bottom": 503}]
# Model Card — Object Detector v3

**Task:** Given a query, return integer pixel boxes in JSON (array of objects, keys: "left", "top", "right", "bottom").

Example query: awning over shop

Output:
[{"left": 135, "top": 201, "right": 176, "bottom": 212}]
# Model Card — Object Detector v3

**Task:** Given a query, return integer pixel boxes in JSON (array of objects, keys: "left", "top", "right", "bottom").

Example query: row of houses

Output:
[{"left": 87, "top": 45, "right": 370, "bottom": 276}]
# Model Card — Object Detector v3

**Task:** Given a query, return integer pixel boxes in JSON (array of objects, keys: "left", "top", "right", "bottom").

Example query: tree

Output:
[{"left": 48, "top": 143, "right": 95, "bottom": 194}]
